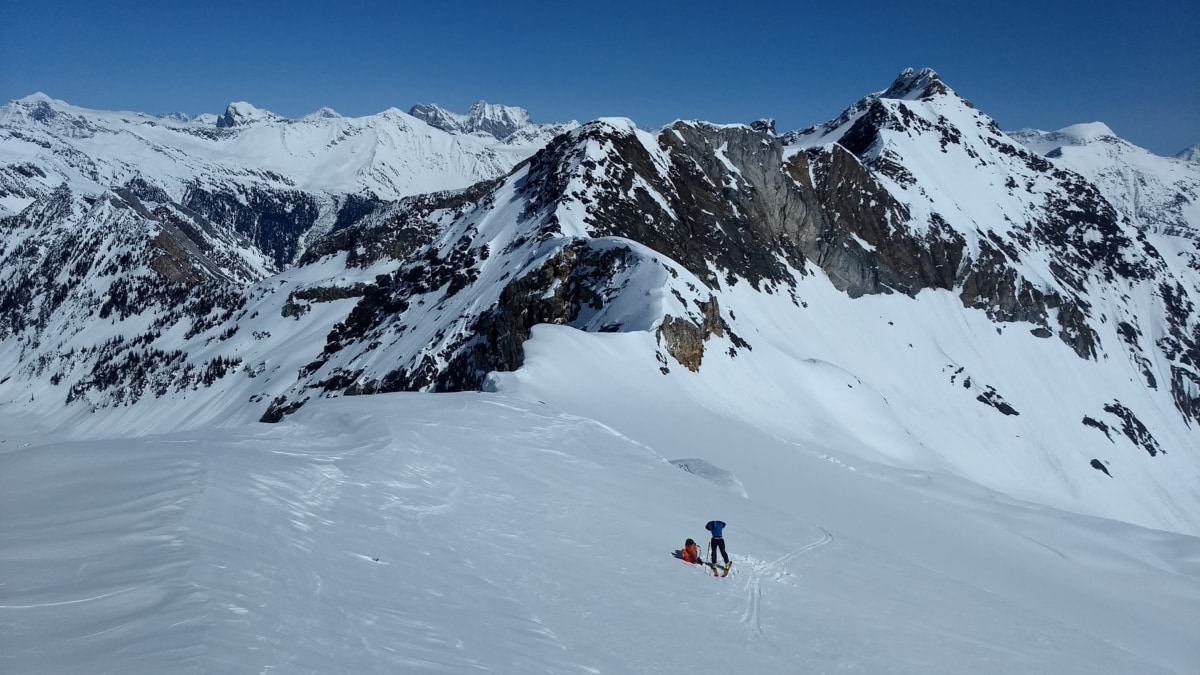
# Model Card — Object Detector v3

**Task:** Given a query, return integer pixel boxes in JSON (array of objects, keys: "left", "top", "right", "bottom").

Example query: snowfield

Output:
[{"left": 3, "top": 345, "right": 1198, "bottom": 673}]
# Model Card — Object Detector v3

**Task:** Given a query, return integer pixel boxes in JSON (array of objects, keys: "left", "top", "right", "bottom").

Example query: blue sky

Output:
[{"left": 2, "top": 0, "right": 1196, "bottom": 155}]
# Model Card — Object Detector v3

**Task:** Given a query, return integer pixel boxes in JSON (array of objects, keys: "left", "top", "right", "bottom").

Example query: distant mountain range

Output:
[{"left": 1, "top": 68, "right": 1197, "bottom": 535}]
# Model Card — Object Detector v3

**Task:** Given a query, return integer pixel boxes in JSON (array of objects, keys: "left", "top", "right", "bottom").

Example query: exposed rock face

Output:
[
  {"left": 804, "top": 144, "right": 964, "bottom": 297},
  {"left": 262, "top": 236, "right": 662, "bottom": 424},
  {"left": 439, "top": 242, "right": 629, "bottom": 390},
  {"left": 656, "top": 297, "right": 725, "bottom": 372},
  {"left": 517, "top": 119, "right": 820, "bottom": 291},
  {"left": 1101, "top": 402, "right": 1164, "bottom": 457},
  {"left": 298, "top": 181, "right": 498, "bottom": 268}
]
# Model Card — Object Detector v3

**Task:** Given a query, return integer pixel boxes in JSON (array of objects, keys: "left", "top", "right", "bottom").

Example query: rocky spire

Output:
[{"left": 879, "top": 68, "right": 949, "bottom": 100}]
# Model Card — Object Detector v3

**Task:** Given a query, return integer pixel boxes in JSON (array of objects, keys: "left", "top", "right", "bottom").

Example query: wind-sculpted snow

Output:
[
  {"left": 670, "top": 458, "right": 749, "bottom": 498},
  {"left": 2, "top": 393, "right": 1196, "bottom": 674}
]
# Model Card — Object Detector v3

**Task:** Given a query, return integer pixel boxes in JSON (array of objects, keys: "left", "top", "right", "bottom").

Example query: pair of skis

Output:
[{"left": 710, "top": 561, "right": 732, "bottom": 577}]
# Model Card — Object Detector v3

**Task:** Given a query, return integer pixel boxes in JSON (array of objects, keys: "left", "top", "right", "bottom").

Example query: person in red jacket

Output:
[{"left": 680, "top": 538, "right": 702, "bottom": 564}]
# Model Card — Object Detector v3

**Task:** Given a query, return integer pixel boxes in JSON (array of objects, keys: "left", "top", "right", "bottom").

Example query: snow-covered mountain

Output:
[
  {"left": 0, "top": 94, "right": 567, "bottom": 403},
  {"left": 0, "top": 93, "right": 564, "bottom": 276},
  {"left": 409, "top": 100, "right": 576, "bottom": 146},
  {"left": 0, "top": 93, "right": 556, "bottom": 207},
  {"left": 1176, "top": 143, "right": 1200, "bottom": 163},
  {"left": 2, "top": 70, "right": 1198, "bottom": 535},
  {"left": 409, "top": 100, "right": 579, "bottom": 155},
  {"left": 2, "top": 67, "right": 1199, "bottom": 673},
  {"left": 410, "top": 100, "right": 527, "bottom": 137},
  {"left": 1010, "top": 122, "right": 1200, "bottom": 240}
]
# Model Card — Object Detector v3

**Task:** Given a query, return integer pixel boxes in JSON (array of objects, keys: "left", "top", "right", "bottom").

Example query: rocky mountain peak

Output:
[
  {"left": 215, "top": 101, "right": 282, "bottom": 128},
  {"left": 779, "top": 68, "right": 962, "bottom": 145},
  {"left": 410, "top": 100, "right": 533, "bottom": 140},
  {"left": 408, "top": 102, "right": 458, "bottom": 130},
  {"left": 465, "top": 100, "right": 531, "bottom": 138},
  {"left": 750, "top": 118, "right": 776, "bottom": 135},
  {"left": 879, "top": 67, "right": 948, "bottom": 101}
]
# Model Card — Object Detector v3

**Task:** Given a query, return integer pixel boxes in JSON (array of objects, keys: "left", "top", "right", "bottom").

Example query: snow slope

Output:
[{"left": 2, "top": 386, "right": 1197, "bottom": 674}]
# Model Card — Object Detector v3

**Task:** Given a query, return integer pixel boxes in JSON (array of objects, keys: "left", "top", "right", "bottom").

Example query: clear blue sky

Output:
[{"left": 2, "top": 0, "right": 1196, "bottom": 155}]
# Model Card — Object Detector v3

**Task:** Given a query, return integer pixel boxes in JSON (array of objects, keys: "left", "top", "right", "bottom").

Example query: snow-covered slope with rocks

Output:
[
  {"left": 1176, "top": 143, "right": 1200, "bottom": 163},
  {"left": 1, "top": 70, "right": 1198, "bottom": 537},
  {"left": 1010, "top": 122, "right": 1200, "bottom": 240},
  {"left": 0, "top": 93, "right": 565, "bottom": 283}
]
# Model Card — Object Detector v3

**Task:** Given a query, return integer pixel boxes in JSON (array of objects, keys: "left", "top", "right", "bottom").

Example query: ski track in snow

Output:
[{"left": 739, "top": 528, "right": 834, "bottom": 645}]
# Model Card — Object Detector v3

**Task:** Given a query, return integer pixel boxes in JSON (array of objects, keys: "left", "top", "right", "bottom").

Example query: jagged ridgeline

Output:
[{"left": 1, "top": 70, "right": 1197, "bottom": 443}]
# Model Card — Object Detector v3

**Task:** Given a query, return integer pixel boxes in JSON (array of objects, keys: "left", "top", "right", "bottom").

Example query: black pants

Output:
[{"left": 709, "top": 537, "right": 728, "bottom": 565}]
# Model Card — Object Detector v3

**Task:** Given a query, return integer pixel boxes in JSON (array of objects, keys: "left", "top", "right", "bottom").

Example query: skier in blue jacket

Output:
[{"left": 705, "top": 520, "right": 729, "bottom": 569}]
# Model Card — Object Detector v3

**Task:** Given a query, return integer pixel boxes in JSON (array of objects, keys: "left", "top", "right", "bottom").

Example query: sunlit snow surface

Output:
[{"left": 3, "top": 353, "right": 1198, "bottom": 673}]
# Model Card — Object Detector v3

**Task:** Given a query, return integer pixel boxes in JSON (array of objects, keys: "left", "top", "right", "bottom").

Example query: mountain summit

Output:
[
  {"left": 215, "top": 101, "right": 282, "bottom": 128},
  {"left": 879, "top": 66, "right": 950, "bottom": 100}
]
